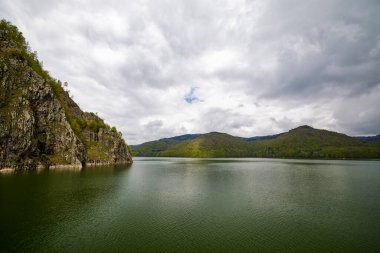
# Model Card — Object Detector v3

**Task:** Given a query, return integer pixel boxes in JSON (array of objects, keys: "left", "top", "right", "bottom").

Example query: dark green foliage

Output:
[
  {"left": 0, "top": 19, "right": 27, "bottom": 49},
  {"left": 131, "top": 138, "right": 182, "bottom": 156},
  {"left": 1, "top": 20, "right": 49, "bottom": 80},
  {"left": 132, "top": 126, "right": 380, "bottom": 159},
  {"left": 133, "top": 132, "right": 250, "bottom": 157},
  {"left": 131, "top": 134, "right": 200, "bottom": 156},
  {"left": 170, "top": 134, "right": 201, "bottom": 142},
  {"left": 161, "top": 132, "right": 251, "bottom": 157},
  {"left": 126, "top": 144, "right": 132, "bottom": 155},
  {"left": 11, "top": 49, "right": 49, "bottom": 79},
  {"left": 249, "top": 126, "right": 380, "bottom": 159}
]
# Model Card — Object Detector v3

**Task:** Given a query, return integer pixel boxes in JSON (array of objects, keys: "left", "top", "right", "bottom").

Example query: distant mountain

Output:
[
  {"left": 358, "top": 135, "right": 380, "bottom": 144},
  {"left": 248, "top": 125, "right": 380, "bottom": 159},
  {"left": 132, "top": 126, "right": 380, "bottom": 159},
  {"left": 161, "top": 132, "right": 251, "bottom": 158},
  {"left": 131, "top": 134, "right": 200, "bottom": 156},
  {"left": 244, "top": 134, "right": 280, "bottom": 142}
]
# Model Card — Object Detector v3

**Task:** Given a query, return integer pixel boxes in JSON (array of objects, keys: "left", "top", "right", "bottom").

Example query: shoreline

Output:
[
  {"left": 0, "top": 160, "right": 133, "bottom": 173},
  {"left": 133, "top": 156, "right": 380, "bottom": 161}
]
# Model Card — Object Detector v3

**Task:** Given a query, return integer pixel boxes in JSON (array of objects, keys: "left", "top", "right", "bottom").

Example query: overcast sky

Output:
[{"left": 1, "top": 0, "right": 380, "bottom": 144}]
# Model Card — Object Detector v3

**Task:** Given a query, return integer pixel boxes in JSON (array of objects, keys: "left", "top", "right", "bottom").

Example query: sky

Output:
[{"left": 1, "top": 0, "right": 380, "bottom": 144}]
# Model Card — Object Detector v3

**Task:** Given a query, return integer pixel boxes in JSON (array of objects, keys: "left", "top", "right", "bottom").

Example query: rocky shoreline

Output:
[{"left": 0, "top": 160, "right": 133, "bottom": 173}]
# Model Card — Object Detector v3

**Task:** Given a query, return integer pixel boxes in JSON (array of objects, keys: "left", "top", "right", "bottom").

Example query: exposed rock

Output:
[{"left": 0, "top": 20, "right": 132, "bottom": 170}]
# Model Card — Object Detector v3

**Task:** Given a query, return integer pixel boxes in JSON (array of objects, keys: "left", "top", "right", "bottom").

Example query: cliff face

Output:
[
  {"left": 0, "top": 20, "right": 132, "bottom": 170},
  {"left": 62, "top": 92, "right": 132, "bottom": 165}
]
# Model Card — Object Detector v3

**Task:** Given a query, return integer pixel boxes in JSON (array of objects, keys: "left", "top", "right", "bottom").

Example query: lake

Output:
[{"left": 1, "top": 158, "right": 379, "bottom": 252}]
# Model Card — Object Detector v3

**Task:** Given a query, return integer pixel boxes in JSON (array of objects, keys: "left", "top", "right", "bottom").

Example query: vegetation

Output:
[
  {"left": 0, "top": 20, "right": 27, "bottom": 49},
  {"left": 1, "top": 19, "right": 130, "bottom": 166},
  {"left": 1, "top": 20, "right": 105, "bottom": 137},
  {"left": 86, "top": 141, "right": 112, "bottom": 162},
  {"left": 161, "top": 133, "right": 251, "bottom": 157},
  {"left": 132, "top": 126, "right": 380, "bottom": 159},
  {"left": 131, "top": 134, "right": 200, "bottom": 156},
  {"left": 248, "top": 126, "right": 380, "bottom": 158},
  {"left": 359, "top": 135, "right": 380, "bottom": 144}
]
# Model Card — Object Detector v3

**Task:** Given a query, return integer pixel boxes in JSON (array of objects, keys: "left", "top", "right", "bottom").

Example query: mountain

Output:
[
  {"left": 358, "top": 135, "right": 380, "bottom": 145},
  {"left": 132, "top": 125, "right": 380, "bottom": 159},
  {"left": 161, "top": 132, "right": 251, "bottom": 157},
  {"left": 131, "top": 134, "right": 200, "bottom": 156},
  {"left": 0, "top": 20, "right": 132, "bottom": 170},
  {"left": 244, "top": 134, "right": 280, "bottom": 142},
  {"left": 249, "top": 125, "right": 380, "bottom": 159}
]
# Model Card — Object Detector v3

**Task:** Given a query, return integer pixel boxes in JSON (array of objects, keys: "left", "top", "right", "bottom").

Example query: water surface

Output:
[{"left": 1, "top": 158, "right": 379, "bottom": 252}]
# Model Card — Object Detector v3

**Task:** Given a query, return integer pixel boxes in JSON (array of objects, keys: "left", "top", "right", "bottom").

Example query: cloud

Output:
[
  {"left": 144, "top": 119, "right": 163, "bottom": 131},
  {"left": 1, "top": 0, "right": 379, "bottom": 144}
]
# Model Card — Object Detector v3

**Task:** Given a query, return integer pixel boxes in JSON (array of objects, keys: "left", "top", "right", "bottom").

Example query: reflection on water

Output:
[{"left": 0, "top": 158, "right": 379, "bottom": 252}]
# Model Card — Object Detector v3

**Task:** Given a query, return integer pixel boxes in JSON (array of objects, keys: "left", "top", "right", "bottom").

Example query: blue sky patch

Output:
[{"left": 184, "top": 87, "right": 203, "bottom": 104}]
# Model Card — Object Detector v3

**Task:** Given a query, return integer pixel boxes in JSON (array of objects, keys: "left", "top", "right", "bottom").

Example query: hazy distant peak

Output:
[{"left": 292, "top": 125, "right": 314, "bottom": 130}]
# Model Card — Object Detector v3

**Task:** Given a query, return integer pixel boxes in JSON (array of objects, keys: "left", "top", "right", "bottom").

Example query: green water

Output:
[{"left": 1, "top": 158, "right": 379, "bottom": 252}]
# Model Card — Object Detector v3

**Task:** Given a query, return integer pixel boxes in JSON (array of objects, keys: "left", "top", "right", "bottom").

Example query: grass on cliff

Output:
[
  {"left": 1, "top": 20, "right": 104, "bottom": 139},
  {"left": 1, "top": 19, "right": 132, "bottom": 164},
  {"left": 86, "top": 141, "right": 112, "bottom": 162}
]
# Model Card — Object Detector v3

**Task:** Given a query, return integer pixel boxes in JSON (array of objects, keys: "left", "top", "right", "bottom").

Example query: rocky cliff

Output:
[{"left": 0, "top": 20, "right": 132, "bottom": 170}]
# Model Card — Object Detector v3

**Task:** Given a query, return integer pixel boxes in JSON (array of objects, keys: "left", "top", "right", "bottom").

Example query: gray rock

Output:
[{"left": 0, "top": 20, "right": 132, "bottom": 170}]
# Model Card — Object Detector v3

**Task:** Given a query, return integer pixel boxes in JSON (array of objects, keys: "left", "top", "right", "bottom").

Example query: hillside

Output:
[
  {"left": 131, "top": 134, "right": 199, "bottom": 156},
  {"left": 132, "top": 126, "right": 380, "bottom": 159},
  {"left": 0, "top": 20, "right": 132, "bottom": 170},
  {"left": 358, "top": 135, "right": 380, "bottom": 144},
  {"left": 161, "top": 132, "right": 251, "bottom": 157},
  {"left": 250, "top": 126, "right": 380, "bottom": 159}
]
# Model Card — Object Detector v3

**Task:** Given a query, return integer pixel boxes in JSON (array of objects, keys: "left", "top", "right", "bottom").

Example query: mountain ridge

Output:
[{"left": 132, "top": 126, "right": 380, "bottom": 159}]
